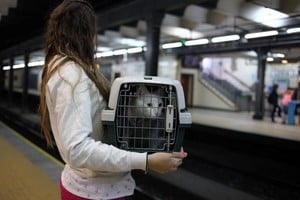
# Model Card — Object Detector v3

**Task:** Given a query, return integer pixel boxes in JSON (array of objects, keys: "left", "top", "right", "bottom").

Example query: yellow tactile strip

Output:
[{"left": 0, "top": 137, "right": 60, "bottom": 200}]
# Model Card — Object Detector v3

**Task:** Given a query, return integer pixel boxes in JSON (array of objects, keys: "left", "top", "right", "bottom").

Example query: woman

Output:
[
  {"left": 281, "top": 88, "right": 293, "bottom": 124},
  {"left": 39, "top": 0, "right": 187, "bottom": 199}
]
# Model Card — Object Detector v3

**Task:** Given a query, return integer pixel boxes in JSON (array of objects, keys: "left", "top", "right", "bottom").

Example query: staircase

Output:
[{"left": 201, "top": 73, "right": 253, "bottom": 111}]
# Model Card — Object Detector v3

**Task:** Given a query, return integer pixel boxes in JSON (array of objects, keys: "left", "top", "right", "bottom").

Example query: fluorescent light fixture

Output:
[
  {"left": 3, "top": 66, "right": 10, "bottom": 70},
  {"left": 245, "top": 30, "right": 278, "bottom": 39},
  {"left": 211, "top": 34, "right": 240, "bottom": 43},
  {"left": 272, "top": 53, "right": 285, "bottom": 58},
  {"left": 28, "top": 60, "right": 44, "bottom": 67},
  {"left": 162, "top": 42, "right": 182, "bottom": 49},
  {"left": 267, "top": 57, "right": 274, "bottom": 62},
  {"left": 2, "top": 64, "right": 24, "bottom": 70},
  {"left": 113, "top": 49, "right": 127, "bottom": 55},
  {"left": 2, "top": 61, "right": 45, "bottom": 70},
  {"left": 281, "top": 59, "right": 288, "bottom": 64},
  {"left": 13, "top": 64, "right": 25, "bottom": 69},
  {"left": 185, "top": 38, "right": 209, "bottom": 46},
  {"left": 96, "top": 51, "right": 113, "bottom": 58},
  {"left": 287, "top": 27, "right": 300, "bottom": 34},
  {"left": 127, "top": 47, "right": 143, "bottom": 54}
]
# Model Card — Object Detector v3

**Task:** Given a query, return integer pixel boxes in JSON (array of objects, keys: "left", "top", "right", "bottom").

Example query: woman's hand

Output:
[{"left": 147, "top": 148, "right": 188, "bottom": 173}]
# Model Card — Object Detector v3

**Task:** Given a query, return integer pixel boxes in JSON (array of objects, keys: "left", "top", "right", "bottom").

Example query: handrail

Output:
[
  {"left": 198, "top": 77, "right": 236, "bottom": 109},
  {"left": 223, "top": 69, "right": 251, "bottom": 91}
]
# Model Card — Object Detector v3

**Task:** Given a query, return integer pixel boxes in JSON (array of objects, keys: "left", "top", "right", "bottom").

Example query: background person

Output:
[
  {"left": 281, "top": 88, "right": 293, "bottom": 124},
  {"left": 268, "top": 83, "right": 281, "bottom": 122}
]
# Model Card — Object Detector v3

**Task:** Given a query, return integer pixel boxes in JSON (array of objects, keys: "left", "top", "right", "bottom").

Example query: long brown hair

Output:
[{"left": 39, "top": 0, "right": 110, "bottom": 147}]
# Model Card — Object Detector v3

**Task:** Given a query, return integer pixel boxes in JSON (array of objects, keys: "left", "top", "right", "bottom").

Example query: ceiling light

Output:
[
  {"left": 96, "top": 51, "right": 113, "bottom": 58},
  {"left": 2, "top": 61, "right": 45, "bottom": 70},
  {"left": 244, "top": 30, "right": 278, "bottom": 39},
  {"left": 3, "top": 66, "right": 10, "bottom": 70},
  {"left": 281, "top": 60, "right": 288, "bottom": 64},
  {"left": 162, "top": 42, "right": 182, "bottom": 49},
  {"left": 272, "top": 53, "right": 285, "bottom": 58},
  {"left": 28, "top": 61, "right": 44, "bottom": 67},
  {"left": 127, "top": 47, "right": 143, "bottom": 54},
  {"left": 13, "top": 64, "right": 25, "bottom": 69},
  {"left": 287, "top": 27, "right": 300, "bottom": 34},
  {"left": 2, "top": 64, "right": 25, "bottom": 70},
  {"left": 267, "top": 57, "right": 274, "bottom": 62},
  {"left": 185, "top": 38, "right": 209, "bottom": 46},
  {"left": 211, "top": 34, "right": 240, "bottom": 43},
  {"left": 113, "top": 49, "right": 127, "bottom": 55}
]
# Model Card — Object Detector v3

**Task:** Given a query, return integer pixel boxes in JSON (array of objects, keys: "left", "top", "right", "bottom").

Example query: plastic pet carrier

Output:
[{"left": 101, "top": 76, "right": 191, "bottom": 152}]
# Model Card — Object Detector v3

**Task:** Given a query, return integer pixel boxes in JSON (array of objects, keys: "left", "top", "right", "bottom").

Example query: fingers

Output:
[
  {"left": 168, "top": 157, "right": 183, "bottom": 172},
  {"left": 171, "top": 148, "right": 188, "bottom": 158},
  {"left": 169, "top": 147, "right": 187, "bottom": 172},
  {"left": 174, "top": 158, "right": 182, "bottom": 166}
]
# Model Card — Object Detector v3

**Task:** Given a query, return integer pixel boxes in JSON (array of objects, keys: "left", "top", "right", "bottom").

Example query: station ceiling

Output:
[{"left": 1, "top": 0, "right": 300, "bottom": 61}]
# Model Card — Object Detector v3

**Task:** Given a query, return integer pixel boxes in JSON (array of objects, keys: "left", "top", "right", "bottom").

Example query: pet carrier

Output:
[{"left": 101, "top": 76, "right": 191, "bottom": 152}]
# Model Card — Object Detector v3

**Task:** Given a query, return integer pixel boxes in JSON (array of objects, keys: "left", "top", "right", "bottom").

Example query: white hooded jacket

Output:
[{"left": 45, "top": 57, "right": 147, "bottom": 199}]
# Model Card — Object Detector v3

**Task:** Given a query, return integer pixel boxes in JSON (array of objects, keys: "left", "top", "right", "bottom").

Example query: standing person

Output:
[
  {"left": 39, "top": 1, "right": 187, "bottom": 200},
  {"left": 281, "top": 88, "right": 293, "bottom": 124},
  {"left": 268, "top": 83, "right": 281, "bottom": 122}
]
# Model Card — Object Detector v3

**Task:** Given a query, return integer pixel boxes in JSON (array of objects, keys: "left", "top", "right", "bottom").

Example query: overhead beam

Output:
[
  {"left": 0, "top": 35, "right": 45, "bottom": 59},
  {"left": 97, "top": 0, "right": 211, "bottom": 30}
]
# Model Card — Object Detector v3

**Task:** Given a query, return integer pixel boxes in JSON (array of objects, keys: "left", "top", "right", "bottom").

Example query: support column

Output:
[
  {"left": 22, "top": 53, "right": 29, "bottom": 113},
  {"left": 0, "top": 60, "right": 4, "bottom": 100},
  {"left": 8, "top": 58, "right": 14, "bottom": 107},
  {"left": 145, "top": 10, "right": 164, "bottom": 76},
  {"left": 253, "top": 48, "right": 268, "bottom": 120}
]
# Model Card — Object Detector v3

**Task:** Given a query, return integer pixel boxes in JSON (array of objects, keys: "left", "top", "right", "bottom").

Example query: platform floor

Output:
[
  {"left": 189, "top": 108, "right": 300, "bottom": 142},
  {"left": 0, "top": 121, "right": 62, "bottom": 200}
]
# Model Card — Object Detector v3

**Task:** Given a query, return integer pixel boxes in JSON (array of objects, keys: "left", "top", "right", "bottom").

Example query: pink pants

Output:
[{"left": 60, "top": 180, "right": 126, "bottom": 200}]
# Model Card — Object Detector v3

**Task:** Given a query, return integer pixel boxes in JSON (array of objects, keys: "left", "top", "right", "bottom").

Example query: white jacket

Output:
[{"left": 46, "top": 58, "right": 147, "bottom": 199}]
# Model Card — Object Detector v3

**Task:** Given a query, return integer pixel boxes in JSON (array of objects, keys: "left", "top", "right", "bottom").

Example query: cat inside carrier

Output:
[{"left": 101, "top": 76, "right": 191, "bottom": 152}]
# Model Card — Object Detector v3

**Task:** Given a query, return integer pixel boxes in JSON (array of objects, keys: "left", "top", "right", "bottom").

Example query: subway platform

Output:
[
  {"left": 0, "top": 121, "right": 63, "bottom": 200},
  {"left": 189, "top": 108, "right": 300, "bottom": 142}
]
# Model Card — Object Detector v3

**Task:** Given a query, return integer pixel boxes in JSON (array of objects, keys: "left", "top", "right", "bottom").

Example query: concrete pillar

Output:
[
  {"left": 8, "top": 58, "right": 14, "bottom": 107},
  {"left": 22, "top": 53, "right": 29, "bottom": 113},
  {"left": 0, "top": 60, "right": 3, "bottom": 99},
  {"left": 253, "top": 48, "right": 268, "bottom": 120},
  {"left": 145, "top": 10, "right": 164, "bottom": 76}
]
